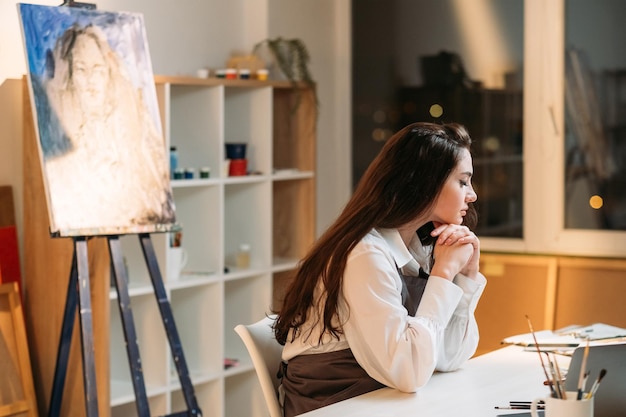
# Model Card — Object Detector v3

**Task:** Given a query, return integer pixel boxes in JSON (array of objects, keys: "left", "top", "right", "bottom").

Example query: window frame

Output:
[{"left": 481, "top": 0, "right": 626, "bottom": 258}]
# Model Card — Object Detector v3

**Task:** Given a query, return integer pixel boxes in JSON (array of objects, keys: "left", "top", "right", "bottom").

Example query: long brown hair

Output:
[{"left": 274, "top": 122, "right": 476, "bottom": 344}]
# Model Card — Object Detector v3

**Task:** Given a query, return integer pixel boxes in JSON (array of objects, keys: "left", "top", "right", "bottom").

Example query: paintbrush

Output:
[
  {"left": 526, "top": 315, "right": 559, "bottom": 398},
  {"left": 586, "top": 369, "right": 607, "bottom": 400},
  {"left": 577, "top": 337, "right": 590, "bottom": 400}
]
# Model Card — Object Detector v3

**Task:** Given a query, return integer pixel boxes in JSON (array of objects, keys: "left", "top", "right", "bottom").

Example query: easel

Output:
[
  {"left": 48, "top": 233, "right": 202, "bottom": 417},
  {"left": 41, "top": 4, "right": 201, "bottom": 416}
]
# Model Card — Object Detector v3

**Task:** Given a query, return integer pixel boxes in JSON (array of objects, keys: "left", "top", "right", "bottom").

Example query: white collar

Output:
[
  {"left": 376, "top": 228, "right": 429, "bottom": 275},
  {"left": 377, "top": 228, "right": 414, "bottom": 268}
]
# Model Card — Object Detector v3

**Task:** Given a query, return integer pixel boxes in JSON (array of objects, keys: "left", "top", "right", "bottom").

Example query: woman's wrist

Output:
[
  {"left": 430, "top": 265, "right": 455, "bottom": 281},
  {"left": 460, "top": 268, "right": 478, "bottom": 279}
]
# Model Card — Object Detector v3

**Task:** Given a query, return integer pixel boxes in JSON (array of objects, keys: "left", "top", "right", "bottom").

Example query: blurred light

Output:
[
  {"left": 372, "top": 128, "right": 387, "bottom": 142},
  {"left": 429, "top": 104, "right": 443, "bottom": 118},
  {"left": 372, "top": 128, "right": 394, "bottom": 142},
  {"left": 373, "top": 109, "right": 386, "bottom": 123},
  {"left": 484, "top": 136, "right": 501, "bottom": 153},
  {"left": 589, "top": 195, "right": 603, "bottom": 210}
]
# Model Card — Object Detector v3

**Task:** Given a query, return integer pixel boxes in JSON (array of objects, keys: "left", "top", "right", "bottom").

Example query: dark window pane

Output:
[
  {"left": 564, "top": 0, "right": 626, "bottom": 230},
  {"left": 353, "top": 0, "right": 524, "bottom": 238}
]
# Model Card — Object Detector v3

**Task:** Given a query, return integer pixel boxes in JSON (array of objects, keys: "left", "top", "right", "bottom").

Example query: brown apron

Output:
[
  {"left": 280, "top": 348, "right": 385, "bottom": 417},
  {"left": 280, "top": 268, "right": 428, "bottom": 416},
  {"left": 399, "top": 266, "right": 430, "bottom": 316}
]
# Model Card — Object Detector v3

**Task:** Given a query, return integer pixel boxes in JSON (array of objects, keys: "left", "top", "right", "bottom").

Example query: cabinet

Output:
[
  {"left": 23, "top": 76, "right": 316, "bottom": 417},
  {"left": 475, "top": 252, "right": 626, "bottom": 357}
]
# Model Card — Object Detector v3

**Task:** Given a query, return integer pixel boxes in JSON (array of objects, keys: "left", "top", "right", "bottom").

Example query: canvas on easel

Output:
[{"left": 18, "top": 3, "right": 176, "bottom": 237}]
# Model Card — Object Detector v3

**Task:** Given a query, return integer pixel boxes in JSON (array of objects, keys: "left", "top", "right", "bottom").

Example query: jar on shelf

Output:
[{"left": 236, "top": 244, "right": 251, "bottom": 269}]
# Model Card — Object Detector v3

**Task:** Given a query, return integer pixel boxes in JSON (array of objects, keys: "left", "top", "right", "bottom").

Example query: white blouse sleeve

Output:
[
  {"left": 432, "top": 272, "right": 486, "bottom": 371},
  {"left": 340, "top": 241, "right": 485, "bottom": 393}
]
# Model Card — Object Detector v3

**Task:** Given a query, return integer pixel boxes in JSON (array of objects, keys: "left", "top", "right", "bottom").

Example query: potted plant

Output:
[{"left": 253, "top": 37, "right": 319, "bottom": 114}]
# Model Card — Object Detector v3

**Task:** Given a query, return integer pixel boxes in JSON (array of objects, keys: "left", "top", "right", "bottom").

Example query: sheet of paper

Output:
[
  {"left": 555, "top": 322, "right": 626, "bottom": 340},
  {"left": 502, "top": 323, "right": 626, "bottom": 347},
  {"left": 502, "top": 330, "right": 581, "bottom": 347}
]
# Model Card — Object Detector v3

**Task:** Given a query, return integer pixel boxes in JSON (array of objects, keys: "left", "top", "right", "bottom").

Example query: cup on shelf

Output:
[
  {"left": 167, "top": 247, "right": 188, "bottom": 281},
  {"left": 229, "top": 159, "right": 247, "bottom": 176},
  {"left": 531, "top": 391, "right": 593, "bottom": 417},
  {"left": 225, "top": 142, "right": 247, "bottom": 159}
]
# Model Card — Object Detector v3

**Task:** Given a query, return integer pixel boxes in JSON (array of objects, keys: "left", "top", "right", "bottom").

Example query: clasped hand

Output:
[{"left": 429, "top": 224, "right": 480, "bottom": 280}]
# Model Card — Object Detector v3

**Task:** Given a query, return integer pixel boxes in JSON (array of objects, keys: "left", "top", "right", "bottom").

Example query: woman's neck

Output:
[{"left": 397, "top": 218, "right": 429, "bottom": 247}]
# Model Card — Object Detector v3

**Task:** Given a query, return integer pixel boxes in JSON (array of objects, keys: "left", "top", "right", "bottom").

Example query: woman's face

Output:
[
  {"left": 70, "top": 34, "right": 108, "bottom": 113},
  {"left": 430, "top": 148, "right": 477, "bottom": 226}
]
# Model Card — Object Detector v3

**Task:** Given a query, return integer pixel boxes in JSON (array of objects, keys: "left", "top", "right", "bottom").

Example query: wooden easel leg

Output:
[
  {"left": 47, "top": 237, "right": 99, "bottom": 417},
  {"left": 47, "top": 247, "right": 78, "bottom": 417},
  {"left": 75, "top": 237, "right": 99, "bottom": 417},
  {"left": 139, "top": 233, "right": 202, "bottom": 416},
  {"left": 108, "top": 235, "right": 151, "bottom": 417}
]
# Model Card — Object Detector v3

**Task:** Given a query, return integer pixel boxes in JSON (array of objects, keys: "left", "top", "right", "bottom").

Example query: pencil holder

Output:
[{"left": 531, "top": 391, "right": 593, "bottom": 417}]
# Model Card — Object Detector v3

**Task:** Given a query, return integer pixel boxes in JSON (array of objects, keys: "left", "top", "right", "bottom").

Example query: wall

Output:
[
  {"left": 0, "top": 0, "right": 352, "bottom": 274},
  {"left": 268, "top": 0, "right": 352, "bottom": 232}
]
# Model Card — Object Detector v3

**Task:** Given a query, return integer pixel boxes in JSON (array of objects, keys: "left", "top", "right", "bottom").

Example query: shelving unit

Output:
[
  {"left": 109, "top": 76, "right": 317, "bottom": 417},
  {"left": 22, "top": 75, "right": 315, "bottom": 417}
]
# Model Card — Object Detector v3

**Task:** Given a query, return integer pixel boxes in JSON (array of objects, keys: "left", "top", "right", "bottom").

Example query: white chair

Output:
[{"left": 234, "top": 315, "right": 284, "bottom": 417}]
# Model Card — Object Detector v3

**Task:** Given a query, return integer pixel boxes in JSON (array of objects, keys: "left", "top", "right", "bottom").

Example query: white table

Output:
[{"left": 298, "top": 346, "right": 563, "bottom": 417}]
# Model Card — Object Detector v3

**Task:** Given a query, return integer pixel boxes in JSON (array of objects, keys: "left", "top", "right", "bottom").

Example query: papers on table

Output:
[{"left": 502, "top": 323, "right": 626, "bottom": 348}]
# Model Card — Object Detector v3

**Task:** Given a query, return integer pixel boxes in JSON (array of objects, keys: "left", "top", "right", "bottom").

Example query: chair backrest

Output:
[{"left": 234, "top": 315, "right": 283, "bottom": 417}]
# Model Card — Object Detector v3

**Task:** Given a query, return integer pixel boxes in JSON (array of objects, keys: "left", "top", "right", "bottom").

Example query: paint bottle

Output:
[
  {"left": 256, "top": 69, "right": 268, "bottom": 81},
  {"left": 170, "top": 146, "right": 178, "bottom": 178},
  {"left": 226, "top": 68, "right": 237, "bottom": 80}
]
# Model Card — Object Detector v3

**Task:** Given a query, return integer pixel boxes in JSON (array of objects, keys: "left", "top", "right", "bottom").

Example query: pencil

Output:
[{"left": 495, "top": 406, "right": 544, "bottom": 410}]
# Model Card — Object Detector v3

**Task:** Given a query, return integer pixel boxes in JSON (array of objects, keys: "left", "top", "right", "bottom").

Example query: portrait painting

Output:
[{"left": 18, "top": 3, "right": 176, "bottom": 237}]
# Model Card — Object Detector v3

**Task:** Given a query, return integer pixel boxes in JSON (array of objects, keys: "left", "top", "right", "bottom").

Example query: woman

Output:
[{"left": 275, "top": 122, "right": 486, "bottom": 416}]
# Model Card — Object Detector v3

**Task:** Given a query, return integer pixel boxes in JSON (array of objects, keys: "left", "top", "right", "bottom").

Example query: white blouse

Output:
[{"left": 281, "top": 227, "right": 486, "bottom": 393}]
